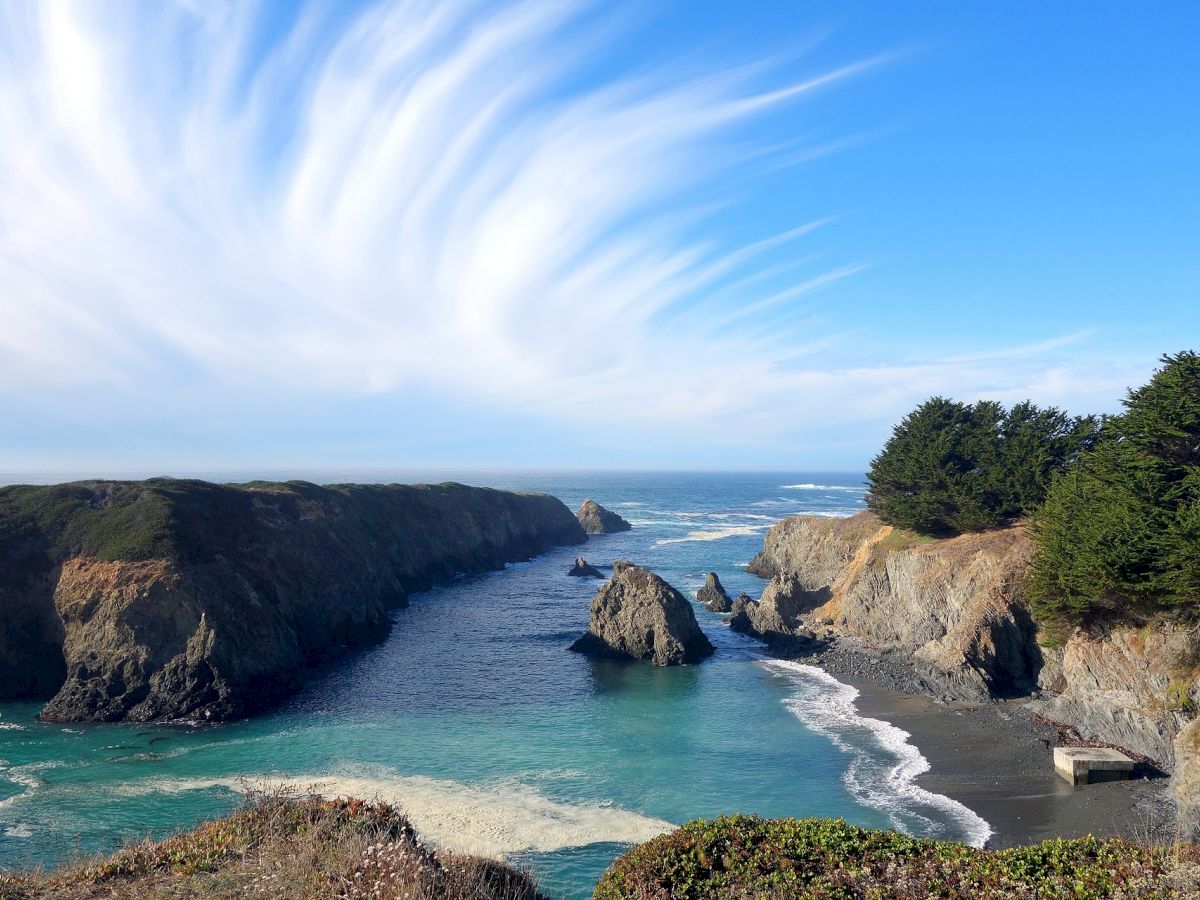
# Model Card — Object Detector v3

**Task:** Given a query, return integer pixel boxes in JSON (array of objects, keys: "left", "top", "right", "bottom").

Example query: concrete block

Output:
[{"left": 1054, "top": 746, "right": 1135, "bottom": 785}]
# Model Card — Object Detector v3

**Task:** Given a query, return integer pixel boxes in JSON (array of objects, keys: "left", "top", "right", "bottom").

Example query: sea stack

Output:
[
  {"left": 568, "top": 557, "right": 604, "bottom": 578},
  {"left": 570, "top": 561, "right": 714, "bottom": 665},
  {"left": 696, "top": 572, "right": 731, "bottom": 612},
  {"left": 576, "top": 499, "right": 632, "bottom": 534}
]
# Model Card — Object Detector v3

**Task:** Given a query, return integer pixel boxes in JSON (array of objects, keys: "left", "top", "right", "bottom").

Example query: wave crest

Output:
[{"left": 760, "top": 661, "right": 992, "bottom": 847}]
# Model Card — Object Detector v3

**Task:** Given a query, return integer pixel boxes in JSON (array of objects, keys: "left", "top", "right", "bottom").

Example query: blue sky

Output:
[{"left": 0, "top": 0, "right": 1195, "bottom": 473}]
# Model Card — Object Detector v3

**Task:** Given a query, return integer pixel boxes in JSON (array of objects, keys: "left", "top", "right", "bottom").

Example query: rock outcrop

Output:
[
  {"left": 0, "top": 479, "right": 585, "bottom": 722},
  {"left": 570, "top": 561, "right": 714, "bottom": 665},
  {"left": 746, "top": 510, "right": 1200, "bottom": 774},
  {"left": 568, "top": 557, "right": 603, "bottom": 578},
  {"left": 728, "top": 579, "right": 823, "bottom": 655},
  {"left": 696, "top": 573, "right": 731, "bottom": 612},
  {"left": 748, "top": 512, "right": 1041, "bottom": 699},
  {"left": 1034, "top": 624, "right": 1200, "bottom": 768},
  {"left": 1174, "top": 720, "right": 1200, "bottom": 839},
  {"left": 576, "top": 499, "right": 632, "bottom": 535}
]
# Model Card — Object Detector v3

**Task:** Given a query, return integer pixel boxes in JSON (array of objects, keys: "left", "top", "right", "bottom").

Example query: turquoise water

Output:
[{"left": 0, "top": 472, "right": 988, "bottom": 897}]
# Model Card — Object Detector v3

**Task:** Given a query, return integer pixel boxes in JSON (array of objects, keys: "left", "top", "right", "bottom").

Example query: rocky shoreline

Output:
[
  {"left": 730, "top": 509, "right": 1198, "bottom": 841},
  {"left": 0, "top": 479, "right": 586, "bottom": 723},
  {"left": 742, "top": 628, "right": 1177, "bottom": 847}
]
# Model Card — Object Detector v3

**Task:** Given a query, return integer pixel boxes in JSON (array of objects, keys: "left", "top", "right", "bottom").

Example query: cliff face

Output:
[
  {"left": 746, "top": 511, "right": 1199, "bottom": 769},
  {"left": 0, "top": 479, "right": 585, "bottom": 722},
  {"left": 1036, "top": 625, "right": 1200, "bottom": 768},
  {"left": 748, "top": 513, "right": 1041, "bottom": 699}
]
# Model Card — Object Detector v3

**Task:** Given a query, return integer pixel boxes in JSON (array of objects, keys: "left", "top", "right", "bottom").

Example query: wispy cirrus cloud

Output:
[{"left": 0, "top": 1, "right": 1149, "bottom": 469}]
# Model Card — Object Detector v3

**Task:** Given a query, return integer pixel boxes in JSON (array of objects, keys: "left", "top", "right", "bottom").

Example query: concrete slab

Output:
[{"left": 1054, "top": 746, "right": 1135, "bottom": 785}]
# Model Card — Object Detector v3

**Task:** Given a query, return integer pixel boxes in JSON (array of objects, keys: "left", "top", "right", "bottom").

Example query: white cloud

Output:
[{"left": 0, "top": 1, "right": 1153, "bottom": 468}]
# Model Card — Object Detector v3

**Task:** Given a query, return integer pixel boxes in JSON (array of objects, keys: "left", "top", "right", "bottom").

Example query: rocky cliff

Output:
[
  {"left": 0, "top": 479, "right": 585, "bottom": 722},
  {"left": 746, "top": 512, "right": 1199, "bottom": 772}
]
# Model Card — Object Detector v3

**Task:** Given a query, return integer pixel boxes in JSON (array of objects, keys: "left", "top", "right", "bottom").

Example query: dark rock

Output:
[
  {"left": 570, "top": 561, "right": 714, "bottom": 665},
  {"left": 568, "top": 557, "right": 603, "bottom": 578},
  {"left": 0, "top": 479, "right": 586, "bottom": 722},
  {"left": 576, "top": 499, "right": 632, "bottom": 534},
  {"left": 696, "top": 572, "right": 731, "bottom": 612}
]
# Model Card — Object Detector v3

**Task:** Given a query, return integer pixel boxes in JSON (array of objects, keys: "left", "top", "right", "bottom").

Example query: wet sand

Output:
[{"left": 846, "top": 677, "right": 1174, "bottom": 848}]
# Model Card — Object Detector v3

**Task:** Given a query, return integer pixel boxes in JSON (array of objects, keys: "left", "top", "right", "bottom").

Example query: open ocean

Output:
[{"left": 0, "top": 471, "right": 989, "bottom": 898}]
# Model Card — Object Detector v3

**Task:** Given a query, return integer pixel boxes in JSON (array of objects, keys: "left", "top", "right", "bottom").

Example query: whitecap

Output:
[
  {"left": 0, "top": 723, "right": 24, "bottom": 731},
  {"left": 780, "top": 484, "right": 864, "bottom": 493},
  {"left": 122, "top": 770, "right": 674, "bottom": 858},
  {"left": 0, "top": 763, "right": 55, "bottom": 812},
  {"left": 2, "top": 824, "right": 32, "bottom": 838},
  {"left": 655, "top": 524, "right": 769, "bottom": 545},
  {"left": 760, "top": 660, "right": 992, "bottom": 848}
]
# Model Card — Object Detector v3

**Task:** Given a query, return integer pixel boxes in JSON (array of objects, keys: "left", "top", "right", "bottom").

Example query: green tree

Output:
[
  {"left": 1029, "top": 351, "right": 1200, "bottom": 626},
  {"left": 867, "top": 398, "right": 1095, "bottom": 536}
]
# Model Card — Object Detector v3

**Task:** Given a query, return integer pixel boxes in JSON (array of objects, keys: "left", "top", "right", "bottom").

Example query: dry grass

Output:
[{"left": 0, "top": 787, "right": 543, "bottom": 900}]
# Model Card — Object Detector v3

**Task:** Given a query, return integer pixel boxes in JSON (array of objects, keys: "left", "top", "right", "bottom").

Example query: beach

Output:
[{"left": 814, "top": 643, "right": 1175, "bottom": 848}]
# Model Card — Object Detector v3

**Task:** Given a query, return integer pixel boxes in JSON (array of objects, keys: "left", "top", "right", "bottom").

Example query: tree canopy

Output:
[
  {"left": 1029, "top": 351, "right": 1200, "bottom": 625},
  {"left": 866, "top": 398, "right": 1097, "bottom": 536}
]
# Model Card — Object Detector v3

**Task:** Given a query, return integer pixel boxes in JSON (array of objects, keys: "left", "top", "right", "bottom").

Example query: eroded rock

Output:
[
  {"left": 697, "top": 572, "right": 731, "bottom": 612},
  {"left": 570, "top": 561, "right": 714, "bottom": 665},
  {"left": 576, "top": 499, "right": 632, "bottom": 535},
  {"left": 568, "top": 557, "right": 603, "bottom": 578}
]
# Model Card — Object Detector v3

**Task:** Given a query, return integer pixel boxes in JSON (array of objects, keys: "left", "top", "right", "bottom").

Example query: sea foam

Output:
[
  {"left": 128, "top": 770, "right": 674, "bottom": 858},
  {"left": 760, "top": 660, "right": 992, "bottom": 848},
  {"left": 656, "top": 524, "right": 769, "bottom": 545}
]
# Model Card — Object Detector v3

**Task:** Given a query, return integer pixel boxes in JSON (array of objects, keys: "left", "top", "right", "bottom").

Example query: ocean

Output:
[{"left": 0, "top": 471, "right": 989, "bottom": 898}]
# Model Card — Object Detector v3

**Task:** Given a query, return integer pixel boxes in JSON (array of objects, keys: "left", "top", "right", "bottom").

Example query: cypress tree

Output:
[{"left": 1029, "top": 351, "right": 1200, "bottom": 625}]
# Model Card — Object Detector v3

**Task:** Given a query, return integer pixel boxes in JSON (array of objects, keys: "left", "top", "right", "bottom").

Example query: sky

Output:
[{"left": 0, "top": 0, "right": 1196, "bottom": 474}]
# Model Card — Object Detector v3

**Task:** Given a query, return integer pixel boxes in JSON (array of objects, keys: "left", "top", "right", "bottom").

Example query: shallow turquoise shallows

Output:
[{"left": 0, "top": 472, "right": 988, "bottom": 899}]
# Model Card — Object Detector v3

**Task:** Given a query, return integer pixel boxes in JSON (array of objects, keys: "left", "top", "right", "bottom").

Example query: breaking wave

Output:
[
  {"left": 656, "top": 524, "right": 769, "bottom": 545},
  {"left": 760, "top": 660, "right": 992, "bottom": 848},
  {"left": 780, "top": 484, "right": 864, "bottom": 493}
]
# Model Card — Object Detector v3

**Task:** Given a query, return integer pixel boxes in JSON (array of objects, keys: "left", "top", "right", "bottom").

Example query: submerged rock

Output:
[
  {"left": 576, "top": 499, "right": 632, "bottom": 534},
  {"left": 697, "top": 572, "right": 732, "bottom": 612},
  {"left": 570, "top": 561, "right": 714, "bottom": 666},
  {"left": 568, "top": 557, "right": 603, "bottom": 578}
]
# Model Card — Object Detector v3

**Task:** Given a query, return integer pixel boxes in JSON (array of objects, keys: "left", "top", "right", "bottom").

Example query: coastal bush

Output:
[
  {"left": 866, "top": 398, "right": 1097, "bottom": 536},
  {"left": 0, "top": 788, "right": 543, "bottom": 900},
  {"left": 594, "top": 814, "right": 1200, "bottom": 899},
  {"left": 1029, "top": 351, "right": 1200, "bottom": 628}
]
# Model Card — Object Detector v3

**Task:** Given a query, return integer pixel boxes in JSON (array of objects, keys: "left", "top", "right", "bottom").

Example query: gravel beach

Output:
[{"left": 801, "top": 639, "right": 1176, "bottom": 848}]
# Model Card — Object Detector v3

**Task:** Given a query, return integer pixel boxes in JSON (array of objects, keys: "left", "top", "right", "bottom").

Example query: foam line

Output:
[
  {"left": 760, "top": 660, "right": 992, "bottom": 847},
  {"left": 123, "top": 771, "right": 675, "bottom": 858}
]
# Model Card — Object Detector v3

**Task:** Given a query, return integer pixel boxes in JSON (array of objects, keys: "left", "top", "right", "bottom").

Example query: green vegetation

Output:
[
  {"left": 876, "top": 527, "right": 937, "bottom": 553},
  {"left": 594, "top": 815, "right": 1199, "bottom": 899},
  {"left": 866, "top": 398, "right": 1096, "bottom": 536},
  {"left": 1029, "top": 351, "right": 1200, "bottom": 628},
  {"left": 0, "top": 789, "right": 542, "bottom": 900}
]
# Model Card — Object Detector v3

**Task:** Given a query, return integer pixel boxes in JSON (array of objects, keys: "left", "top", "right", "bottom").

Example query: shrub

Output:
[
  {"left": 1029, "top": 351, "right": 1200, "bottom": 627},
  {"left": 0, "top": 788, "right": 543, "bottom": 900},
  {"left": 866, "top": 398, "right": 1096, "bottom": 536},
  {"left": 595, "top": 815, "right": 1199, "bottom": 899}
]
